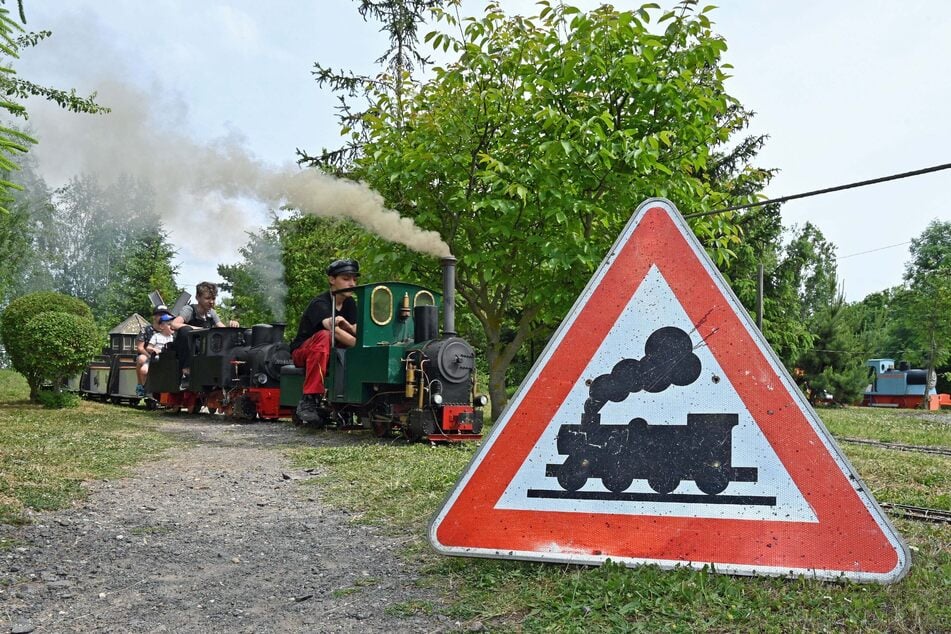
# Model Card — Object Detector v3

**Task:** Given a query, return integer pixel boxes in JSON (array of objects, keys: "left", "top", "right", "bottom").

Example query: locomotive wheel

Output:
[
  {"left": 404, "top": 417, "right": 425, "bottom": 442},
  {"left": 601, "top": 470, "right": 635, "bottom": 494},
  {"left": 189, "top": 398, "right": 204, "bottom": 415},
  {"left": 232, "top": 395, "right": 257, "bottom": 422},
  {"left": 647, "top": 473, "right": 680, "bottom": 494},
  {"left": 695, "top": 469, "right": 730, "bottom": 495},
  {"left": 372, "top": 418, "right": 394, "bottom": 438},
  {"left": 556, "top": 457, "right": 589, "bottom": 492}
]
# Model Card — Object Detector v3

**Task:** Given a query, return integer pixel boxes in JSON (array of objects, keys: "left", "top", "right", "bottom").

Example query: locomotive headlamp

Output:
[
  {"left": 475, "top": 394, "right": 489, "bottom": 407},
  {"left": 255, "top": 372, "right": 268, "bottom": 385},
  {"left": 432, "top": 393, "right": 444, "bottom": 405}
]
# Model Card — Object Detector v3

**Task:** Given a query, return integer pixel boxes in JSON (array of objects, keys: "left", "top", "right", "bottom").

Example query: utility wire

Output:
[
  {"left": 837, "top": 241, "right": 911, "bottom": 260},
  {"left": 683, "top": 161, "right": 951, "bottom": 219},
  {"left": 801, "top": 348, "right": 948, "bottom": 355}
]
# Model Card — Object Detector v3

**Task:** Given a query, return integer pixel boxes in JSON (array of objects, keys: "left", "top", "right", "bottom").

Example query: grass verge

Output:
[
  {"left": 289, "top": 407, "right": 950, "bottom": 632},
  {"left": 0, "top": 369, "right": 178, "bottom": 524}
]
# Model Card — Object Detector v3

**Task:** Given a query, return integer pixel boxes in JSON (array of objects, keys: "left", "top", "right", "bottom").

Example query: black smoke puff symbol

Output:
[{"left": 587, "top": 326, "right": 701, "bottom": 412}]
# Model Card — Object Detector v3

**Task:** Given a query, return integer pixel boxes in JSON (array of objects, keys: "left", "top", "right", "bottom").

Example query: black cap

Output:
[
  {"left": 326, "top": 258, "right": 360, "bottom": 277},
  {"left": 153, "top": 304, "right": 173, "bottom": 318}
]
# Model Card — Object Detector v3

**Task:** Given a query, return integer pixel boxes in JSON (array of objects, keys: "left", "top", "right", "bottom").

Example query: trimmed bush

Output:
[{"left": 0, "top": 292, "right": 98, "bottom": 400}]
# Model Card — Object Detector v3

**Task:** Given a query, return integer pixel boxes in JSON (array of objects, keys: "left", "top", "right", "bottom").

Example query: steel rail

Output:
[
  {"left": 837, "top": 437, "right": 951, "bottom": 457},
  {"left": 879, "top": 503, "right": 951, "bottom": 524}
]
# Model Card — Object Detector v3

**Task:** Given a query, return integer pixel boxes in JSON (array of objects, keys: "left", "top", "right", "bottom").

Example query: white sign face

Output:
[
  {"left": 431, "top": 198, "right": 909, "bottom": 585},
  {"left": 496, "top": 266, "right": 816, "bottom": 523}
]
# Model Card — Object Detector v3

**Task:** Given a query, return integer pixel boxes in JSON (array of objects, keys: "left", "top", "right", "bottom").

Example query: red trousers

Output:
[{"left": 291, "top": 329, "right": 330, "bottom": 395}]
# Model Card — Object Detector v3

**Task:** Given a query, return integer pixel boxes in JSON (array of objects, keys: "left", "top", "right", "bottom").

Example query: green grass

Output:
[
  {"left": 819, "top": 406, "right": 951, "bottom": 447},
  {"left": 1, "top": 368, "right": 946, "bottom": 631},
  {"left": 289, "top": 406, "right": 951, "bottom": 633},
  {"left": 0, "top": 369, "right": 178, "bottom": 524}
]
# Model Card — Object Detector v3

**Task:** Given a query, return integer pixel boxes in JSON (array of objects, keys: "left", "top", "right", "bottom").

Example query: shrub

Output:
[
  {"left": 0, "top": 292, "right": 98, "bottom": 400},
  {"left": 36, "top": 389, "right": 81, "bottom": 409}
]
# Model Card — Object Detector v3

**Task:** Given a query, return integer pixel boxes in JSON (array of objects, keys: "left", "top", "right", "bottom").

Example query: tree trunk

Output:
[
  {"left": 483, "top": 309, "right": 541, "bottom": 421},
  {"left": 922, "top": 326, "right": 937, "bottom": 410},
  {"left": 487, "top": 346, "right": 508, "bottom": 422}
]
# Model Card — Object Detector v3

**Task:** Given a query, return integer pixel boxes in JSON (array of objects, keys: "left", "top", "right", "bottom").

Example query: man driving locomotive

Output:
[{"left": 290, "top": 258, "right": 360, "bottom": 423}]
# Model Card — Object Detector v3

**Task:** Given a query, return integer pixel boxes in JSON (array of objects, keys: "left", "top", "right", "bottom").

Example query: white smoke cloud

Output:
[
  {"left": 23, "top": 79, "right": 450, "bottom": 290},
  {"left": 12, "top": 3, "right": 451, "bottom": 321}
]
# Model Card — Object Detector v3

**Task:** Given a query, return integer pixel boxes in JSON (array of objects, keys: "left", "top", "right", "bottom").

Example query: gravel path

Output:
[{"left": 1, "top": 418, "right": 459, "bottom": 633}]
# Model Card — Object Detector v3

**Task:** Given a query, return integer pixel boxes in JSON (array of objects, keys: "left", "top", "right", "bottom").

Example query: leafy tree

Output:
[
  {"left": 23, "top": 174, "right": 164, "bottom": 320},
  {"left": 307, "top": 2, "right": 773, "bottom": 417},
  {"left": 20, "top": 311, "right": 99, "bottom": 397},
  {"left": 900, "top": 220, "right": 951, "bottom": 405},
  {"left": 0, "top": 1, "right": 108, "bottom": 213},
  {"left": 304, "top": 0, "right": 443, "bottom": 171},
  {"left": 0, "top": 3, "right": 35, "bottom": 214},
  {"left": 767, "top": 222, "right": 838, "bottom": 367},
  {"left": 99, "top": 231, "right": 180, "bottom": 327},
  {"left": 0, "top": 188, "right": 31, "bottom": 302},
  {"left": 0, "top": 290, "right": 97, "bottom": 399},
  {"left": 0, "top": 151, "right": 56, "bottom": 301},
  {"left": 794, "top": 289, "right": 866, "bottom": 405}
]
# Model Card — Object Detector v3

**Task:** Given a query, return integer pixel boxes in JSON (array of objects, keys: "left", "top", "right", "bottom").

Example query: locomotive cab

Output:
[{"left": 326, "top": 281, "right": 441, "bottom": 404}]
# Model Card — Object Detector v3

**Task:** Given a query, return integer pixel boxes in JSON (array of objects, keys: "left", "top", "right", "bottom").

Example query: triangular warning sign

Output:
[{"left": 430, "top": 198, "right": 909, "bottom": 584}]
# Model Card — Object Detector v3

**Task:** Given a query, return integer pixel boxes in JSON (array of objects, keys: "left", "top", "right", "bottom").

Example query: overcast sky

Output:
[{"left": 11, "top": 1, "right": 951, "bottom": 302}]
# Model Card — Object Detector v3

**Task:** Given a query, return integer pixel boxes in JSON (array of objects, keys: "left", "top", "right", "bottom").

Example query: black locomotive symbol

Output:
[{"left": 547, "top": 326, "right": 758, "bottom": 496}]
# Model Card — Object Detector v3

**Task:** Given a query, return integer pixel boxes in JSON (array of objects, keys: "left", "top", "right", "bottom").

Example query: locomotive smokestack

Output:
[{"left": 441, "top": 256, "right": 457, "bottom": 337}]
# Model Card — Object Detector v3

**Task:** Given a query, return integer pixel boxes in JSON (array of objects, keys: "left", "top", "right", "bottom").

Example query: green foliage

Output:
[
  {"left": 905, "top": 219, "right": 951, "bottom": 281},
  {"left": 0, "top": 4, "right": 34, "bottom": 213},
  {"left": 766, "top": 222, "right": 838, "bottom": 367},
  {"left": 18, "top": 174, "right": 173, "bottom": 323},
  {"left": 302, "top": 0, "right": 442, "bottom": 170},
  {"left": 0, "top": 153, "right": 55, "bottom": 302},
  {"left": 0, "top": 291, "right": 97, "bottom": 400},
  {"left": 0, "top": 188, "right": 31, "bottom": 302},
  {"left": 314, "top": 1, "right": 774, "bottom": 417},
  {"left": 20, "top": 311, "right": 99, "bottom": 393},
  {"left": 900, "top": 220, "right": 951, "bottom": 398},
  {"left": 99, "top": 231, "right": 180, "bottom": 327},
  {"left": 35, "top": 388, "right": 80, "bottom": 409},
  {"left": 795, "top": 290, "right": 867, "bottom": 405}
]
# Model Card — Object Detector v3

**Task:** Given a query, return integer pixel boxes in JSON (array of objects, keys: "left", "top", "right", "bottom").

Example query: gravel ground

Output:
[{"left": 1, "top": 417, "right": 462, "bottom": 634}]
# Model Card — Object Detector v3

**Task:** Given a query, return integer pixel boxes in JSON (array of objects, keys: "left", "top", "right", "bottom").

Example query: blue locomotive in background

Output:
[{"left": 863, "top": 358, "right": 950, "bottom": 410}]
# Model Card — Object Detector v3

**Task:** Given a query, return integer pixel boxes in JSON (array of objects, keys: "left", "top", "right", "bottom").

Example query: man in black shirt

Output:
[{"left": 290, "top": 259, "right": 360, "bottom": 422}]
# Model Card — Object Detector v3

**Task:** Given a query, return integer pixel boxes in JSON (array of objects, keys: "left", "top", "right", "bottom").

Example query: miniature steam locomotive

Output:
[
  {"left": 863, "top": 358, "right": 951, "bottom": 410},
  {"left": 134, "top": 257, "right": 485, "bottom": 442}
]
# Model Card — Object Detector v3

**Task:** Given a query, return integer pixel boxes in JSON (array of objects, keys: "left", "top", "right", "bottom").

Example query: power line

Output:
[
  {"left": 683, "top": 161, "right": 951, "bottom": 219},
  {"left": 837, "top": 241, "right": 911, "bottom": 260}
]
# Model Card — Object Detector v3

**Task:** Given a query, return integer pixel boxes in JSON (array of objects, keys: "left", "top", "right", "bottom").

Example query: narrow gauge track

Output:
[
  {"left": 879, "top": 503, "right": 951, "bottom": 524},
  {"left": 837, "top": 437, "right": 951, "bottom": 457}
]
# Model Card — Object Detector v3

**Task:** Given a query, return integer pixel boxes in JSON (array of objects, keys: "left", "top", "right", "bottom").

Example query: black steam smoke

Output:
[{"left": 585, "top": 326, "right": 701, "bottom": 413}]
